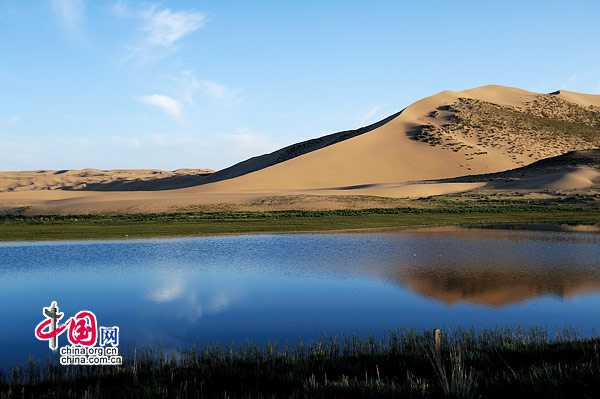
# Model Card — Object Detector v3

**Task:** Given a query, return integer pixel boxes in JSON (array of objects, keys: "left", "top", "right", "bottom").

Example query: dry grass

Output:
[{"left": 410, "top": 94, "right": 600, "bottom": 167}]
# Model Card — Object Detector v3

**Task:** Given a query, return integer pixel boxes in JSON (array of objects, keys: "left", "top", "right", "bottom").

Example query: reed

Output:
[{"left": 1, "top": 328, "right": 599, "bottom": 398}]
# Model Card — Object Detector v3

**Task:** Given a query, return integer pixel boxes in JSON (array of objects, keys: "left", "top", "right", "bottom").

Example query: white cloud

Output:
[
  {"left": 176, "top": 71, "right": 239, "bottom": 103},
  {"left": 139, "top": 94, "right": 183, "bottom": 121},
  {"left": 113, "top": 3, "right": 206, "bottom": 63},
  {"left": 135, "top": 75, "right": 238, "bottom": 127},
  {"left": 50, "top": 0, "right": 85, "bottom": 36},
  {"left": 140, "top": 6, "right": 206, "bottom": 48}
]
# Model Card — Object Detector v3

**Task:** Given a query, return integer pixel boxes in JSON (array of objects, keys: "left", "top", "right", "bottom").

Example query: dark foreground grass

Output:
[
  {"left": 2, "top": 329, "right": 599, "bottom": 398},
  {"left": 1, "top": 201, "right": 600, "bottom": 241}
]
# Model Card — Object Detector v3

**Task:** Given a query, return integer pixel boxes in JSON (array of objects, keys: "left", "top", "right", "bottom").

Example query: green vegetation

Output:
[
  {"left": 411, "top": 95, "right": 600, "bottom": 160},
  {"left": 2, "top": 329, "right": 599, "bottom": 398},
  {"left": 1, "top": 198, "right": 599, "bottom": 241},
  {"left": 469, "top": 98, "right": 600, "bottom": 141}
]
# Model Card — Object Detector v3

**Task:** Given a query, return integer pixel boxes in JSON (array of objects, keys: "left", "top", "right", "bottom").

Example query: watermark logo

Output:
[{"left": 34, "top": 301, "right": 122, "bottom": 366}]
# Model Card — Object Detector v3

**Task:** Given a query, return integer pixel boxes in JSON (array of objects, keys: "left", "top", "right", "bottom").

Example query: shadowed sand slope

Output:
[
  {"left": 439, "top": 150, "right": 600, "bottom": 192},
  {"left": 199, "top": 110, "right": 403, "bottom": 185}
]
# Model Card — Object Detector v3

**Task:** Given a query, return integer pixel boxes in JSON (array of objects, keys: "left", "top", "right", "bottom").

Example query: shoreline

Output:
[
  {"left": 2, "top": 223, "right": 600, "bottom": 245},
  {"left": 1, "top": 207, "right": 599, "bottom": 241}
]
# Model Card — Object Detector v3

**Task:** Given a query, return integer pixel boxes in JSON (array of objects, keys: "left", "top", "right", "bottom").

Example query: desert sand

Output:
[
  {"left": 1, "top": 85, "right": 599, "bottom": 215},
  {"left": 439, "top": 150, "right": 600, "bottom": 192},
  {"left": 0, "top": 168, "right": 214, "bottom": 192}
]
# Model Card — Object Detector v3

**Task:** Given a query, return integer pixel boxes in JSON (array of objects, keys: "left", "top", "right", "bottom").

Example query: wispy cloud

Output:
[
  {"left": 113, "top": 2, "right": 206, "bottom": 62},
  {"left": 50, "top": 0, "right": 86, "bottom": 37},
  {"left": 139, "top": 94, "right": 183, "bottom": 121},
  {"left": 176, "top": 71, "right": 239, "bottom": 103},
  {"left": 137, "top": 72, "right": 239, "bottom": 123},
  {"left": 140, "top": 6, "right": 206, "bottom": 48}
]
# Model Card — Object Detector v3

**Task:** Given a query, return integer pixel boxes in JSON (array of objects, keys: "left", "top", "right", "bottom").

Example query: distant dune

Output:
[
  {"left": 0, "top": 169, "right": 214, "bottom": 192},
  {"left": 1, "top": 84, "right": 599, "bottom": 215}
]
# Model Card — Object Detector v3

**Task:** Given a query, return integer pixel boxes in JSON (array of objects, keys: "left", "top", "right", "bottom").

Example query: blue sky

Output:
[{"left": 1, "top": 1, "right": 599, "bottom": 170}]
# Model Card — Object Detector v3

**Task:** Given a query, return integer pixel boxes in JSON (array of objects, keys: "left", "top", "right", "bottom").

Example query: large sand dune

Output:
[
  {"left": 193, "top": 85, "right": 532, "bottom": 194},
  {"left": 1, "top": 85, "right": 599, "bottom": 215},
  {"left": 185, "top": 84, "right": 600, "bottom": 197}
]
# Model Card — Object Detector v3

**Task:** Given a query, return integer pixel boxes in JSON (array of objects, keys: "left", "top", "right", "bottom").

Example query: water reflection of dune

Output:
[{"left": 395, "top": 267, "right": 600, "bottom": 306}]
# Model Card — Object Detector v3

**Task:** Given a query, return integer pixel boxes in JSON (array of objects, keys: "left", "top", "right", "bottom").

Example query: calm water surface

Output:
[{"left": 2, "top": 229, "right": 600, "bottom": 368}]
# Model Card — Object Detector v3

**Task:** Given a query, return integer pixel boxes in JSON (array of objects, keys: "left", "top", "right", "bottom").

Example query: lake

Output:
[{"left": 2, "top": 228, "right": 600, "bottom": 368}]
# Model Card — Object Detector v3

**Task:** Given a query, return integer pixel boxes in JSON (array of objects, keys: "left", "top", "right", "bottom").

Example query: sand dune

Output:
[
  {"left": 543, "top": 167, "right": 599, "bottom": 191},
  {"left": 462, "top": 84, "right": 537, "bottom": 106},
  {"left": 554, "top": 89, "right": 600, "bottom": 108},
  {"left": 0, "top": 169, "right": 213, "bottom": 192},
  {"left": 1, "top": 85, "right": 599, "bottom": 215},
  {"left": 199, "top": 111, "right": 403, "bottom": 185},
  {"left": 437, "top": 150, "right": 600, "bottom": 193},
  {"left": 189, "top": 84, "right": 599, "bottom": 196},
  {"left": 190, "top": 86, "right": 526, "bottom": 194}
]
